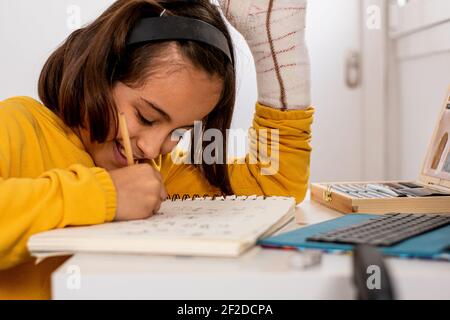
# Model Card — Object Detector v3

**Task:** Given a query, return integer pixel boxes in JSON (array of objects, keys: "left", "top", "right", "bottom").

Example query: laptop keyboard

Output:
[{"left": 307, "top": 213, "right": 450, "bottom": 247}]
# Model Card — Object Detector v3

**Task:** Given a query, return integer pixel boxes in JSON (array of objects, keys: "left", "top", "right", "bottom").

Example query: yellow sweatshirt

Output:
[{"left": 0, "top": 96, "right": 313, "bottom": 299}]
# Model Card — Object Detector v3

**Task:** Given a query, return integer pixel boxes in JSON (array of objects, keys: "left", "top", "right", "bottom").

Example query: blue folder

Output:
[{"left": 258, "top": 214, "right": 450, "bottom": 261}]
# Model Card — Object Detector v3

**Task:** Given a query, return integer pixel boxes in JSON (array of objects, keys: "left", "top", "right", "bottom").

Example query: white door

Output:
[{"left": 306, "top": 0, "right": 364, "bottom": 182}]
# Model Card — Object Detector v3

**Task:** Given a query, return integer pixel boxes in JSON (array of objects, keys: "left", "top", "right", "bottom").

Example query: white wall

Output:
[{"left": 0, "top": 0, "right": 114, "bottom": 99}]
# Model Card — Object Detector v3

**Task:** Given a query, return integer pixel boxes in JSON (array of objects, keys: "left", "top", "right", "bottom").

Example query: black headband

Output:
[{"left": 127, "top": 16, "right": 233, "bottom": 63}]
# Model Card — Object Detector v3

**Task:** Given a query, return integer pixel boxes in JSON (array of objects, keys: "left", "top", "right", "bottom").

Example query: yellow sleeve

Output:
[
  {"left": 0, "top": 165, "right": 116, "bottom": 270},
  {"left": 0, "top": 99, "right": 117, "bottom": 270},
  {"left": 228, "top": 103, "right": 314, "bottom": 204}
]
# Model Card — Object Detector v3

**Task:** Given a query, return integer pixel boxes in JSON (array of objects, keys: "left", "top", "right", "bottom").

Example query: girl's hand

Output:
[
  {"left": 109, "top": 164, "right": 167, "bottom": 221},
  {"left": 218, "top": 0, "right": 310, "bottom": 110}
]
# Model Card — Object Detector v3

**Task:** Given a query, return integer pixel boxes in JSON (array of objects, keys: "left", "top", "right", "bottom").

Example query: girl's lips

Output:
[{"left": 113, "top": 140, "right": 129, "bottom": 167}]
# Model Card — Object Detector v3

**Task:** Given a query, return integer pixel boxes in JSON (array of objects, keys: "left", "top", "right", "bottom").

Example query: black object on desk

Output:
[{"left": 353, "top": 245, "right": 395, "bottom": 300}]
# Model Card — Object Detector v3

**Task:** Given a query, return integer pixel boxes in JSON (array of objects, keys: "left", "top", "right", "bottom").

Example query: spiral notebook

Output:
[{"left": 28, "top": 196, "right": 296, "bottom": 258}]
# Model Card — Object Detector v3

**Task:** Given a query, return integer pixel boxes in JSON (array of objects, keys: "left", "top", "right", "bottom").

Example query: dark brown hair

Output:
[{"left": 38, "top": 0, "right": 236, "bottom": 194}]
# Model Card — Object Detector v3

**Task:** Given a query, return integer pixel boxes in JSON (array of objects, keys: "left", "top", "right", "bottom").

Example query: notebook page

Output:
[{"left": 28, "top": 196, "right": 296, "bottom": 257}]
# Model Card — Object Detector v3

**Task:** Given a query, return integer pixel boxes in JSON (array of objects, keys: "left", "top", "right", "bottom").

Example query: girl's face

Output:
[{"left": 80, "top": 62, "right": 224, "bottom": 171}]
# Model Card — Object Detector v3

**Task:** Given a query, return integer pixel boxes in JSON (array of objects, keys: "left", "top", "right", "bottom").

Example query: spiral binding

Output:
[{"left": 166, "top": 194, "right": 268, "bottom": 201}]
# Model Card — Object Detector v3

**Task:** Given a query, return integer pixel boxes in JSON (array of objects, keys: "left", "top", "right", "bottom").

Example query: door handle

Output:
[{"left": 345, "top": 50, "right": 361, "bottom": 89}]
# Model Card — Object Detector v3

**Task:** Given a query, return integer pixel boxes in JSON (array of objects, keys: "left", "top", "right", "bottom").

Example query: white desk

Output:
[{"left": 52, "top": 197, "right": 450, "bottom": 300}]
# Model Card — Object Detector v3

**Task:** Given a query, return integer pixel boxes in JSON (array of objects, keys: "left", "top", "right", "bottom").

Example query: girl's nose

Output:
[
  {"left": 135, "top": 134, "right": 163, "bottom": 160},
  {"left": 161, "top": 137, "right": 180, "bottom": 155},
  {"left": 135, "top": 131, "right": 181, "bottom": 159}
]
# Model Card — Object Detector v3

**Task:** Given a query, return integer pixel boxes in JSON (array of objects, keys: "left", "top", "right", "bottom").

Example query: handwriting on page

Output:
[{"left": 110, "top": 198, "right": 292, "bottom": 240}]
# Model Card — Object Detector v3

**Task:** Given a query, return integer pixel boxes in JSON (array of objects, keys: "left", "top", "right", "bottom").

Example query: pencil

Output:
[
  {"left": 118, "top": 113, "right": 134, "bottom": 166},
  {"left": 118, "top": 112, "right": 161, "bottom": 171},
  {"left": 152, "top": 154, "right": 162, "bottom": 172}
]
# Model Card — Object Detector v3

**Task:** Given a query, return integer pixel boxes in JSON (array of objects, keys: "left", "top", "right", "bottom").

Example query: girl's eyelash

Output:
[{"left": 136, "top": 111, "right": 154, "bottom": 126}]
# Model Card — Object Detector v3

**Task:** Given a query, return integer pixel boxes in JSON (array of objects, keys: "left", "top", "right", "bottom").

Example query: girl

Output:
[{"left": 0, "top": 0, "right": 313, "bottom": 299}]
